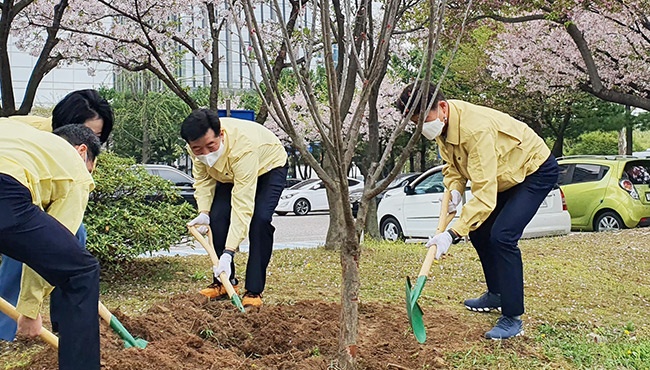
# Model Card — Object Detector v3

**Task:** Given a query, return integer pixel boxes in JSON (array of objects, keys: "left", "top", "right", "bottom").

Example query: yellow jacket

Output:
[
  {"left": 0, "top": 119, "right": 94, "bottom": 318},
  {"left": 190, "top": 117, "right": 287, "bottom": 251},
  {"left": 437, "top": 100, "right": 551, "bottom": 236},
  {"left": 1, "top": 115, "right": 53, "bottom": 132}
]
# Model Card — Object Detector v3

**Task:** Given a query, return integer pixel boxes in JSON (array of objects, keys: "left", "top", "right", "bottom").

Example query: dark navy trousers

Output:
[
  {"left": 0, "top": 225, "right": 86, "bottom": 340},
  {"left": 209, "top": 165, "right": 288, "bottom": 294},
  {"left": 468, "top": 155, "right": 559, "bottom": 317},
  {"left": 0, "top": 174, "right": 100, "bottom": 370}
]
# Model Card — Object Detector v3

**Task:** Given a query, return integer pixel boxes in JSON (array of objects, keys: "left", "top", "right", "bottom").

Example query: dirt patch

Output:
[{"left": 15, "top": 294, "right": 532, "bottom": 369}]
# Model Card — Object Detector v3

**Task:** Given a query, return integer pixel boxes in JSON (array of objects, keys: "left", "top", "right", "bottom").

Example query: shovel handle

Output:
[
  {"left": 0, "top": 297, "right": 59, "bottom": 348},
  {"left": 188, "top": 225, "right": 239, "bottom": 298},
  {"left": 188, "top": 225, "right": 220, "bottom": 267},
  {"left": 418, "top": 190, "right": 457, "bottom": 278},
  {"left": 98, "top": 301, "right": 112, "bottom": 323}
]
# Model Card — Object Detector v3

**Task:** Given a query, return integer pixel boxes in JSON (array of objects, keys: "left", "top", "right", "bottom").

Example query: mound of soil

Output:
[{"left": 17, "top": 294, "right": 500, "bottom": 369}]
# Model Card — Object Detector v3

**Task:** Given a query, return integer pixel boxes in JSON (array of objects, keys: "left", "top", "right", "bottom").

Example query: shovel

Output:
[
  {"left": 0, "top": 297, "right": 59, "bottom": 348},
  {"left": 98, "top": 301, "right": 148, "bottom": 348},
  {"left": 406, "top": 190, "right": 457, "bottom": 343},
  {"left": 188, "top": 225, "right": 246, "bottom": 313}
]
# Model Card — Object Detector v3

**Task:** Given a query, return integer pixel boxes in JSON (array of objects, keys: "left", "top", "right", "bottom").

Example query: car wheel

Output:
[
  {"left": 275, "top": 211, "right": 288, "bottom": 216},
  {"left": 380, "top": 217, "right": 404, "bottom": 241},
  {"left": 594, "top": 211, "right": 624, "bottom": 231},
  {"left": 293, "top": 198, "right": 311, "bottom": 216}
]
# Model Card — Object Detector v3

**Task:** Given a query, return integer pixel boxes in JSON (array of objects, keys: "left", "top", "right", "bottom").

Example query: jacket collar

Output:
[{"left": 444, "top": 100, "right": 461, "bottom": 145}]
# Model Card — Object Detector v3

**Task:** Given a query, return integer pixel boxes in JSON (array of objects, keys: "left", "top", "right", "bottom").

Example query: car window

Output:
[
  {"left": 387, "top": 174, "right": 411, "bottom": 188},
  {"left": 624, "top": 161, "right": 650, "bottom": 184},
  {"left": 292, "top": 179, "right": 319, "bottom": 189},
  {"left": 348, "top": 179, "right": 360, "bottom": 187},
  {"left": 413, "top": 171, "right": 444, "bottom": 194},
  {"left": 557, "top": 165, "right": 572, "bottom": 185},
  {"left": 570, "top": 164, "right": 608, "bottom": 184},
  {"left": 157, "top": 169, "right": 193, "bottom": 185}
]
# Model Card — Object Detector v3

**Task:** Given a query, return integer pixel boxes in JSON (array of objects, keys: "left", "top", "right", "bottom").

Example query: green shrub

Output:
[
  {"left": 85, "top": 152, "right": 195, "bottom": 267},
  {"left": 568, "top": 131, "right": 619, "bottom": 155}
]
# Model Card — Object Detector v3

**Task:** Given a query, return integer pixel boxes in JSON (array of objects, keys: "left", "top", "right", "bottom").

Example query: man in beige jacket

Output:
[
  {"left": 397, "top": 81, "right": 559, "bottom": 340},
  {"left": 182, "top": 109, "right": 288, "bottom": 308}
]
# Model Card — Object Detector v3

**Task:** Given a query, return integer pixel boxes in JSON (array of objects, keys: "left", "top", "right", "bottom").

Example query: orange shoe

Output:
[
  {"left": 242, "top": 292, "right": 263, "bottom": 307},
  {"left": 199, "top": 281, "right": 240, "bottom": 300}
]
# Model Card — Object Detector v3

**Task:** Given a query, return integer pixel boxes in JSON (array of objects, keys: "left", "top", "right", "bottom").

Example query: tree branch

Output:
[{"left": 18, "top": 0, "right": 68, "bottom": 114}]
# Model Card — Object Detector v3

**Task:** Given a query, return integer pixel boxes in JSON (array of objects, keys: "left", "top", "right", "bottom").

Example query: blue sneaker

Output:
[
  {"left": 485, "top": 316, "right": 524, "bottom": 340},
  {"left": 464, "top": 291, "right": 501, "bottom": 312}
]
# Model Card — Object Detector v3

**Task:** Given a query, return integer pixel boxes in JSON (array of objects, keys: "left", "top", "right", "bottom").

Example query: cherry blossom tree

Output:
[
  {"left": 0, "top": 0, "right": 70, "bottom": 116},
  {"left": 15, "top": 0, "right": 310, "bottom": 111},
  {"left": 471, "top": 0, "right": 650, "bottom": 110}
]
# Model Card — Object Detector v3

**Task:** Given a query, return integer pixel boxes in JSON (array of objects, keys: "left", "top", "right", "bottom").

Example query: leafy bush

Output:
[
  {"left": 568, "top": 131, "right": 619, "bottom": 155},
  {"left": 85, "top": 152, "right": 195, "bottom": 267}
]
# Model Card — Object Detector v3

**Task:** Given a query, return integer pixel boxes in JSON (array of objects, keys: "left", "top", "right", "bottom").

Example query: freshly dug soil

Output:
[{"left": 15, "top": 293, "right": 518, "bottom": 369}]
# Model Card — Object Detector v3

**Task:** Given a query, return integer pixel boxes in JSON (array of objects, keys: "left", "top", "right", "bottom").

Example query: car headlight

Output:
[{"left": 281, "top": 193, "right": 295, "bottom": 200}]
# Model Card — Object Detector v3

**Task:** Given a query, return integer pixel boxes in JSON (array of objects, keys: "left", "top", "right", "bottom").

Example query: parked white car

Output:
[
  {"left": 275, "top": 178, "right": 364, "bottom": 216},
  {"left": 377, "top": 165, "right": 571, "bottom": 241}
]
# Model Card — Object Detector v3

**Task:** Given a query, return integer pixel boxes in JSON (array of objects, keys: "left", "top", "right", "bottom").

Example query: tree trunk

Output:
[
  {"left": 364, "top": 200, "right": 379, "bottom": 239},
  {"left": 419, "top": 139, "right": 426, "bottom": 172},
  {"left": 618, "top": 128, "right": 626, "bottom": 155},
  {"left": 324, "top": 155, "right": 345, "bottom": 251},
  {"left": 325, "top": 188, "right": 346, "bottom": 251},
  {"left": 551, "top": 109, "right": 571, "bottom": 157},
  {"left": 625, "top": 105, "right": 633, "bottom": 155},
  {"left": 142, "top": 118, "right": 151, "bottom": 164},
  {"left": 338, "top": 228, "right": 360, "bottom": 369},
  {"left": 0, "top": 4, "right": 16, "bottom": 116},
  {"left": 206, "top": 2, "right": 220, "bottom": 110},
  {"left": 362, "top": 74, "right": 381, "bottom": 239}
]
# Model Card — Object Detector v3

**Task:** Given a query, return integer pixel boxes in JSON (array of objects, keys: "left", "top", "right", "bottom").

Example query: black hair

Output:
[
  {"left": 52, "top": 89, "right": 114, "bottom": 143},
  {"left": 53, "top": 125, "right": 102, "bottom": 161},
  {"left": 395, "top": 81, "right": 446, "bottom": 116},
  {"left": 180, "top": 109, "right": 221, "bottom": 142}
]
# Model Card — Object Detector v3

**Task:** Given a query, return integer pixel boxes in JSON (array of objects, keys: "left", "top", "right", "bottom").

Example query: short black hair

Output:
[
  {"left": 53, "top": 125, "right": 102, "bottom": 161},
  {"left": 396, "top": 81, "right": 446, "bottom": 116},
  {"left": 180, "top": 109, "right": 221, "bottom": 142},
  {"left": 52, "top": 89, "right": 114, "bottom": 143}
]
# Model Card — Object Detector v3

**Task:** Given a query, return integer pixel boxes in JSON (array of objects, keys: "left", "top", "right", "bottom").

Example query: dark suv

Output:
[{"left": 144, "top": 164, "right": 196, "bottom": 208}]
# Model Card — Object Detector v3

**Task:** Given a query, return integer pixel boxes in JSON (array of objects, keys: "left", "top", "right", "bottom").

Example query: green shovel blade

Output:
[
  {"left": 109, "top": 315, "right": 148, "bottom": 349},
  {"left": 405, "top": 275, "right": 428, "bottom": 344},
  {"left": 231, "top": 294, "right": 246, "bottom": 313}
]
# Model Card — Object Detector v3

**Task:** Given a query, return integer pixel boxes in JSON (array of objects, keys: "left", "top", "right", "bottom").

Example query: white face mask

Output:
[
  {"left": 422, "top": 118, "right": 445, "bottom": 140},
  {"left": 196, "top": 138, "right": 225, "bottom": 168}
]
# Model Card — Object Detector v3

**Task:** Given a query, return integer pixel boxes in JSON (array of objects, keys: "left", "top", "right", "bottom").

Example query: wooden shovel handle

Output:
[
  {"left": 188, "top": 225, "right": 220, "bottom": 267},
  {"left": 0, "top": 297, "right": 59, "bottom": 348},
  {"left": 417, "top": 190, "right": 457, "bottom": 277},
  {"left": 98, "top": 301, "right": 112, "bottom": 323},
  {"left": 188, "top": 225, "right": 238, "bottom": 297}
]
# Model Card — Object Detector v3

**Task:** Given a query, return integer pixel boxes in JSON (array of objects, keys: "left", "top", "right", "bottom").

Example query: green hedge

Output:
[{"left": 85, "top": 152, "right": 195, "bottom": 267}]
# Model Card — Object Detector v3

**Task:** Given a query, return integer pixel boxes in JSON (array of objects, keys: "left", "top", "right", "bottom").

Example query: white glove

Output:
[
  {"left": 448, "top": 189, "right": 462, "bottom": 213},
  {"left": 214, "top": 251, "right": 233, "bottom": 281},
  {"left": 188, "top": 212, "right": 210, "bottom": 234},
  {"left": 425, "top": 231, "right": 453, "bottom": 260}
]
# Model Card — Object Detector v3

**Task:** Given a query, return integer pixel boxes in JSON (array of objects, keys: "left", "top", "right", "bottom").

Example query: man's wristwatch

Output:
[{"left": 447, "top": 228, "right": 462, "bottom": 244}]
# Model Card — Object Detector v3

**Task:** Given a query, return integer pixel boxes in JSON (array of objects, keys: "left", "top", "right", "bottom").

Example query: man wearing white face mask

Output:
[
  {"left": 181, "top": 109, "right": 288, "bottom": 308},
  {"left": 396, "top": 81, "right": 559, "bottom": 340}
]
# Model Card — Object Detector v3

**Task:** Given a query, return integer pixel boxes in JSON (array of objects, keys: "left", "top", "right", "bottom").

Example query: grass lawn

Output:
[{"left": 2, "top": 228, "right": 650, "bottom": 369}]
